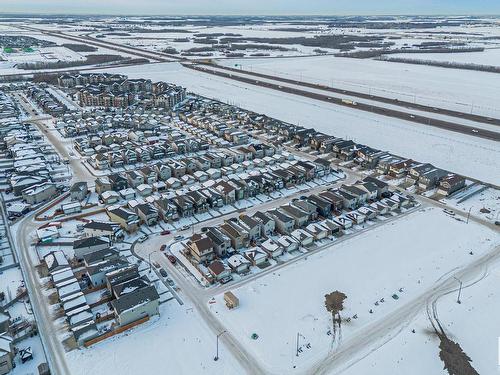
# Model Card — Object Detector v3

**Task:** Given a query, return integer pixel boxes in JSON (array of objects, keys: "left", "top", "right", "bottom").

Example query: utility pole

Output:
[
  {"left": 296, "top": 332, "right": 305, "bottom": 356},
  {"left": 453, "top": 276, "right": 462, "bottom": 304},
  {"left": 148, "top": 250, "right": 158, "bottom": 274},
  {"left": 214, "top": 330, "right": 226, "bottom": 361}
]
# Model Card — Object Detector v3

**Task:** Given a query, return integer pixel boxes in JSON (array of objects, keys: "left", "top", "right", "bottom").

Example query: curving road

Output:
[
  {"left": 12, "top": 205, "right": 72, "bottom": 375},
  {"left": 311, "top": 243, "right": 500, "bottom": 375}
]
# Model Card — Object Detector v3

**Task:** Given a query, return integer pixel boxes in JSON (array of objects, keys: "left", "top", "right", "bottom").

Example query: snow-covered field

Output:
[
  {"left": 445, "top": 187, "right": 500, "bottom": 223},
  {"left": 217, "top": 55, "right": 500, "bottom": 118},
  {"left": 66, "top": 298, "right": 245, "bottom": 375},
  {"left": 94, "top": 62, "right": 500, "bottom": 185},
  {"left": 208, "top": 207, "right": 499, "bottom": 373},
  {"left": 340, "top": 256, "right": 500, "bottom": 375},
  {"left": 390, "top": 48, "right": 500, "bottom": 67}
]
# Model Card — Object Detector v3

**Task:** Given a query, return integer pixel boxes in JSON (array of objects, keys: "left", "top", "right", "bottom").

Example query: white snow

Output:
[
  {"left": 93, "top": 62, "right": 500, "bottom": 185},
  {"left": 208, "top": 207, "right": 499, "bottom": 373},
  {"left": 66, "top": 302, "right": 245, "bottom": 375}
]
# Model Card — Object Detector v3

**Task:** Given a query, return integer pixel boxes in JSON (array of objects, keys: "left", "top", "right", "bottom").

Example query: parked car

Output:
[
  {"left": 160, "top": 244, "right": 166, "bottom": 251},
  {"left": 161, "top": 230, "right": 171, "bottom": 235},
  {"left": 166, "top": 278, "right": 175, "bottom": 286},
  {"left": 167, "top": 255, "right": 176, "bottom": 264},
  {"left": 180, "top": 225, "right": 190, "bottom": 231},
  {"left": 137, "top": 235, "right": 147, "bottom": 243},
  {"left": 159, "top": 269, "right": 168, "bottom": 277},
  {"left": 174, "top": 235, "right": 184, "bottom": 241}
]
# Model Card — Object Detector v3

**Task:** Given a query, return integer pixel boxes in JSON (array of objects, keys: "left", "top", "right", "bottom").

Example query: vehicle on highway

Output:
[
  {"left": 159, "top": 269, "right": 168, "bottom": 278},
  {"left": 161, "top": 230, "right": 171, "bottom": 235},
  {"left": 167, "top": 255, "right": 176, "bottom": 264},
  {"left": 442, "top": 209, "right": 455, "bottom": 216},
  {"left": 137, "top": 235, "right": 148, "bottom": 243},
  {"left": 342, "top": 99, "right": 357, "bottom": 106},
  {"left": 160, "top": 244, "right": 166, "bottom": 251},
  {"left": 471, "top": 129, "right": 478, "bottom": 133}
]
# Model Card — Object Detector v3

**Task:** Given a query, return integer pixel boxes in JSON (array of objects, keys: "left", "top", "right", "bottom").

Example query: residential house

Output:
[
  {"left": 417, "top": 168, "right": 448, "bottom": 191},
  {"left": 83, "top": 221, "right": 123, "bottom": 241},
  {"left": 279, "top": 205, "right": 309, "bottom": 228},
  {"left": 73, "top": 236, "right": 110, "bottom": 259},
  {"left": 260, "top": 238, "right": 283, "bottom": 259},
  {"left": 135, "top": 203, "right": 159, "bottom": 226},
  {"left": 227, "top": 254, "right": 251, "bottom": 274},
  {"left": 305, "top": 222, "right": 329, "bottom": 240},
  {"left": 268, "top": 209, "right": 295, "bottom": 234},
  {"left": 219, "top": 221, "right": 249, "bottom": 250},
  {"left": 252, "top": 211, "right": 275, "bottom": 237},
  {"left": 111, "top": 285, "right": 160, "bottom": 326},
  {"left": 107, "top": 207, "right": 140, "bottom": 233},
  {"left": 291, "top": 228, "right": 314, "bottom": 247},
  {"left": 70, "top": 182, "right": 88, "bottom": 202},
  {"left": 437, "top": 174, "right": 466, "bottom": 196},
  {"left": 243, "top": 247, "right": 268, "bottom": 267},
  {"left": 187, "top": 233, "right": 215, "bottom": 264},
  {"left": 205, "top": 227, "right": 232, "bottom": 257},
  {"left": 238, "top": 215, "right": 262, "bottom": 241},
  {"left": 207, "top": 260, "right": 232, "bottom": 283}
]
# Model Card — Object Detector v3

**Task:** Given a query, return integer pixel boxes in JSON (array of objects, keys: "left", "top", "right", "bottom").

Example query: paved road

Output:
[
  {"left": 12, "top": 23, "right": 500, "bottom": 135},
  {"left": 13, "top": 207, "right": 71, "bottom": 375},
  {"left": 183, "top": 63, "right": 500, "bottom": 142},
  {"left": 13, "top": 91, "right": 93, "bottom": 183},
  {"left": 311, "top": 243, "right": 500, "bottom": 375},
  {"left": 204, "top": 62, "right": 500, "bottom": 127}
]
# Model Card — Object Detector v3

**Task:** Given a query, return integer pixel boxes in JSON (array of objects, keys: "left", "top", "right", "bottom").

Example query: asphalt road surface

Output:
[{"left": 184, "top": 63, "right": 500, "bottom": 142}]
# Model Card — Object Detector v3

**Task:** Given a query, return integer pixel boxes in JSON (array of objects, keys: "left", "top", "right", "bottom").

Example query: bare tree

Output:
[{"left": 324, "top": 291, "right": 347, "bottom": 346}]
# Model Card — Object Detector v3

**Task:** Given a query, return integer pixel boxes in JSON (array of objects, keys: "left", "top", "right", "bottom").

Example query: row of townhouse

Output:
[
  {"left": 91, "top": 140, "right": 286, "bottom": 191},
  {"left": 58, "top": 73, "right": 128, "bottom": 88},
  {"left": 178, "top": 111, "right": 249, "bottom": 145},
  {"left": 98, "top": 158, "right": 336, "bottom": 232},
  {"left": 86, "top": 137, "right": 208, "bottom": 170},
  {"left": 249, "top": 118, "right": 467, "bottom": 197},
  {"left": 26, "top": 85, "right": 67, "bottom": 115},
  {"left": 46, "top": 241, "right": 159, "bottom": 345},
  {"left": 185, "top": 179, "right": 412, "bottom": 282},
  {"left": 0, "top": 89, "right": 17, "bottom": 119},
  {"left": 58, "top": 109, "right": 169, "bottom": 137},
  {"left": 2, "top": 124, "right": 67, "bottom": 207}
]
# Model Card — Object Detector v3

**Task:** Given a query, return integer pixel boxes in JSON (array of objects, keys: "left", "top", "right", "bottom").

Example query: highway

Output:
[
  {"left": 9, "top": 23, "right": 500, "bottom": 136},
  {"left": 183, "top": 63, "right": 500, "bottom": 142},
  {"left": 203, "top": 62, "right": 500, "bottom": 127}
]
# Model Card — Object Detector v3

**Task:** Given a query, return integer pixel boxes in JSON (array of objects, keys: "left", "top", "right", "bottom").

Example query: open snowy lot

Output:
[
  {"left": 95, "top": 62, "right": 500, "bottom": 184},
  {"left": 340, "top": 257, "right": 500, "bottom": 375},
  {"left": 217, "top": 55, "right": 500, "bottom": 118},
  {"left": 208, "top": 207, "right": 499, "bottom": 373},
  {"left": 389, "top": 48, "right": 500, "bottom": 67},
  {"left": 66, "top": 301, "right": 245, "bottom": 375}
]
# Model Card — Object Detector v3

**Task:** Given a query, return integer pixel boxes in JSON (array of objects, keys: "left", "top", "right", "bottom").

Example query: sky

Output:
[{"left": 0, "top": 0, "right": 499, "bottom": 16}]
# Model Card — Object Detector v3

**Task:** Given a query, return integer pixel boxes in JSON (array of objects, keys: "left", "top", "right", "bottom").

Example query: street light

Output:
[
  {"left": 214, "top": 330, "right": 227, "bottom": 361},
  {"left": 296, "top": 332, "right": 305, "bottom": 357},
  {"left": 148, "top": 250, "right": 158, "bottom": 274},
  {"left": 453, "top": 276, "right": 462, "bottom": 304}
]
